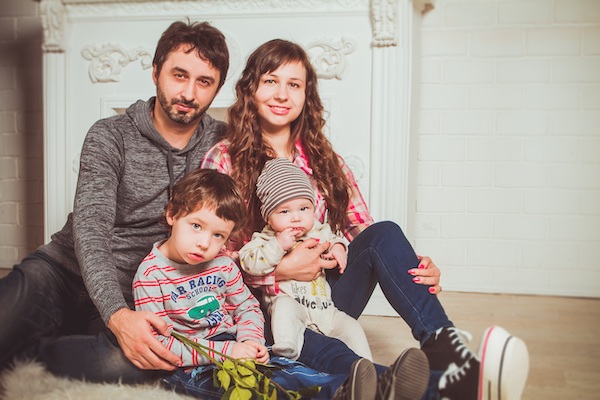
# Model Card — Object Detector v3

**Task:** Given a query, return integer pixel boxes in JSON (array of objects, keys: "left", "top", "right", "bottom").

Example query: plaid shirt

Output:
[{"left": 201, "top": 140, "right": 374, "bottom": 292}]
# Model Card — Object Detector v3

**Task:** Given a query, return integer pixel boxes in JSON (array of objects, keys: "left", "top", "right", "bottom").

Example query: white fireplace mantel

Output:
[{"left": 41, "top": 0, "right": 432, "bottom": 315}]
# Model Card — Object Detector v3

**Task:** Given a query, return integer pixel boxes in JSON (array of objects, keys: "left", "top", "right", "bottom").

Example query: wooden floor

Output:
[
  {"left": 1, "top": 268, "right": 598, "bottom": 399},
  {"left": 360, "top": 291, "right": 600, "bottom": 400}
]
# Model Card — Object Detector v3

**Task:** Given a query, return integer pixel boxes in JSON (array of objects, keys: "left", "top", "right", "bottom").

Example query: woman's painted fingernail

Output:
[
  {"left": 413, "top": 277, "right": 420, "bottom": 283},
  {"left": 418, "top": 264, "right": 425, "bottom": 269},
  {"left": 429, "top": 287, "right": 435, "bottom": 293},
  {"left": 408, "top": 269, "right": 416, "bottom": 275}
]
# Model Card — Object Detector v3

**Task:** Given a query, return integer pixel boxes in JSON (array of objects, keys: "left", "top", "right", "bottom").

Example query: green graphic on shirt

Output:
[{"left": 188, "top": 294, "right": 220, "bottom": 319}]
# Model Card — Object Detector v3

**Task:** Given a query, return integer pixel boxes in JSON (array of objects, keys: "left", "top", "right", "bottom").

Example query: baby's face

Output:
[{"left": 268, "top": 197, "right": 315, "bottom": 237}]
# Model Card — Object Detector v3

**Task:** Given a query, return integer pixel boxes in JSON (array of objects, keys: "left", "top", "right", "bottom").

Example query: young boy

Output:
[
  {"left": 239, "top": 158, "right": 373, "bottom": 362},
  {"left": 132, "top": 168, "right": 267, "bottom": 366},
  {"left": 132, "top": 168, "right": 384, "bottom": 399}
]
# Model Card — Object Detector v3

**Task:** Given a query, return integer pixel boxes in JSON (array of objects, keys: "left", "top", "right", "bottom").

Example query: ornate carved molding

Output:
[
  {"left": 80, "top": 36, "right": 352, "bottom": 84},
  {"left": 41, "top": 0, "right": 66, "bottom": 53},
  {"left": 64, "top": 0, "right": 368, "bottom": 18},
  {"left": 81, "top": 44, "right": 152, "bottom": 83},
  {"left": 370, "top": 0, "right": 399, "bottom": 47},
  {"left": 42, "top": 0, "right": 434, "bottom": 54},
  {"left": 305, "top": 38, "right": 356, "bottom": 80}
]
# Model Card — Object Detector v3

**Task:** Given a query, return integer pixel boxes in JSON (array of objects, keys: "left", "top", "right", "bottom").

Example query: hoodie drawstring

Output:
[{"left": 166, "top": 151, "right": 193, "bottom": 200}]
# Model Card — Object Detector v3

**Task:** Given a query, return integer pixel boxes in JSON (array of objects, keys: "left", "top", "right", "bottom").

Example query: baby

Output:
[{"left": 239, "top": 158, "right": 372, "bottom": 361}]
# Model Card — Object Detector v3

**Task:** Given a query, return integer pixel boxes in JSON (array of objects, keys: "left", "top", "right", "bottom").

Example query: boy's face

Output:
[
  {"left": 268, "top": 197, "right": 315, "bottom": 237},
  {"left": 162, "top": 206, "right": 234, "bottom": 265}
]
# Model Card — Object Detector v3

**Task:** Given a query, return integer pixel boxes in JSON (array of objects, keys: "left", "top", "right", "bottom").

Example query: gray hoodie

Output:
[{"left": 40, "top": 98, "right": 226, "bottom": 323}]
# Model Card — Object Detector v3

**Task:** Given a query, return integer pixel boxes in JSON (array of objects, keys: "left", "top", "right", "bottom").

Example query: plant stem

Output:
[{"left": 171, "top": 332, "right": 295, "bottom": 399}]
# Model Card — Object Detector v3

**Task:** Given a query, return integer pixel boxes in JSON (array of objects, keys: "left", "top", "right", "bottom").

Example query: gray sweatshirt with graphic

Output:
[{"left": 39, "top": 98, "right": 225, "bottom": 324}]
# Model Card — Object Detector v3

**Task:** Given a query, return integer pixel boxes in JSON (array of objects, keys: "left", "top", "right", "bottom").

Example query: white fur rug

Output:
[{"left": 0, "top": 361, "right": 197, "bottom": 400}]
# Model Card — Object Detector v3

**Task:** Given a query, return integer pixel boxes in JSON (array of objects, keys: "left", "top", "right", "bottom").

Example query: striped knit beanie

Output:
[{"left": 257, "top": 158, "right": 316, "bottom": 221}]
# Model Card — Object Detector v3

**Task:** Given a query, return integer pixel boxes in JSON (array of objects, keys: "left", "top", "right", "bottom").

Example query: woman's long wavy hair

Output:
[{"left": 226, "top": 39, "right": 350, "bottom": 238}]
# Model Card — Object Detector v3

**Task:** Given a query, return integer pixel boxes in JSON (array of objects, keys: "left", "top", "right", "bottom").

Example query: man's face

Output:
[{"left": 153, "top": 46, "right": 221, "bottom": 125}]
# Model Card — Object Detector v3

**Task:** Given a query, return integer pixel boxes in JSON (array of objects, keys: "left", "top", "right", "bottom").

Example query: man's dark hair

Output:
[{"left": 153, "top": 20, "right": 229, "bottom": 90}]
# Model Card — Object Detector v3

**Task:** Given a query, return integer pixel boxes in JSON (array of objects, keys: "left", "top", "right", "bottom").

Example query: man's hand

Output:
[{"left": 107, "top": 308, "right": 181, "bottom": 370}]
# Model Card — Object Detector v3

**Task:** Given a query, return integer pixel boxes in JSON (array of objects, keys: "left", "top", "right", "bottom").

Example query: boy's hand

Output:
[
  {"left": 276, "top": 228, "right": 298, "bottom": 252},
  {"left": 231, "top": 340, "right": 270, "bottom": 364},
  {"left": 107, "top": 308, "right": 181, "bottom": 371}
]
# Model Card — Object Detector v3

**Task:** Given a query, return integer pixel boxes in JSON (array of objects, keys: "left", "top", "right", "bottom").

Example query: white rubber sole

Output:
[{"left": 478, "top": 326, "right": 529, "bottom": 400}]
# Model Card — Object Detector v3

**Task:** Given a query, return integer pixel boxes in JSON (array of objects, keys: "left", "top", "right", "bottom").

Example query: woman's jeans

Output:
[
  {"left": 298, "top": 221, "right": 453, "bottom": 399},
  {"left": 0, "top": 251, "right": 163, "bottom": 383}
]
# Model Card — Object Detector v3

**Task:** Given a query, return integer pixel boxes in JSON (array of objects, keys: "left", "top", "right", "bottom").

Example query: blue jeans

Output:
[
  {"left": 165, "top": 357, "right": 347, "bottom": 399},
  {"left": 0, "top": 251, "right": 165, "bottom": 383},
  {"left": 163, "top": 333, "right": 347, "bottom": 399},
  {"left": 298, "top": 221, "right": 453, "bottom": 399}
]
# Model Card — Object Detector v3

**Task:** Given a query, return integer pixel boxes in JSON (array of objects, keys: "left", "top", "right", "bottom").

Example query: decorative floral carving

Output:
[
  {"left": 41, "top": 0, "right": 66, "bottom": 53},
  {"left": 306, "top": 38, "right": 357, "bottom": 80},
  {"left": 81, "top": 44, "right": 152, "bottom": 83},
  {"left": 371, "top": 0, "right": 399, "bottom": 47}
]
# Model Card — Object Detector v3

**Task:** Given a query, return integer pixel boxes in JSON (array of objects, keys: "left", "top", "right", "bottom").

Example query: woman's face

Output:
[{"left": 254, "top": 61, "right": 307, "bottom": 136}]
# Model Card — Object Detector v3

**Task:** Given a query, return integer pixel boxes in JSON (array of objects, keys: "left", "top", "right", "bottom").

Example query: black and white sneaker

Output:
[
  {"left": 438, "top": 326, "right": 529, "bottom": 400},
  {"left": 376, "top": 348, "right": 430, "bottom": 400},
  {"left": 422, "top": 326, "right": 475, "bottom": 372}
]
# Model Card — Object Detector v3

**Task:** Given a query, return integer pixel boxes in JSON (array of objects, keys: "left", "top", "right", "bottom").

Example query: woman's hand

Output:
[
  {"left": 274, "top": 238, "right": 337, "bottom": 282},
  {"left": 407, "top": 255, "right": 442, "bottom": 294}
]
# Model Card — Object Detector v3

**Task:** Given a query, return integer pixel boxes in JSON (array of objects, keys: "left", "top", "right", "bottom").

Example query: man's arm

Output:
[
  {"left": 72, "top": 120, "right": 180, "bottom": 370},
  {"left": 72, "top": 119, "right": 128, "bottom": 322}
]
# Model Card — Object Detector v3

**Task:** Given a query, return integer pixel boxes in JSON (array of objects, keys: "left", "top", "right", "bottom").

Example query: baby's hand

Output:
[
  {"left": 329, "top": 243, "right": 347, "bottom": 273},
  {"left": 276, "top": 228, "right": 298, "bottom": 252}
]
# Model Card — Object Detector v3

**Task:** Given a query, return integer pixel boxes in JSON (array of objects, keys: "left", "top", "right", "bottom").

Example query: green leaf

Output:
[
  {"left": 230, "top": 386, "right": 252, "bottom": 400},
  {"left": 223, "top": 359, "right": 236, "bottom": 371},
  {"left": 217, "top": 369, "right": 231, "bottom": 390},
  {"left": 238, "top": 364, "right": 253, "bottom": 377},
  {"left": 268, "top": 387, "right": 277, "bottom": 400},
  {"left": 241, "top": 374, "right": 257, "bottom": 388}
]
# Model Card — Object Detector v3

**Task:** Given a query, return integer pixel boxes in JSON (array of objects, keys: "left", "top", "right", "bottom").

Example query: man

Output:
[{"left": 0, "top": 20, "right": 229, "bottom": 384}]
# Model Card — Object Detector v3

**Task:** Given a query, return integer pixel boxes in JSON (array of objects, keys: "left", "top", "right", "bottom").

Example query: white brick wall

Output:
[
  {"left": 1, "top": 0, "right": 598, "bottom": 299},
  {"left": 417, "top": 0, "right": 600, "bottom": 297},
  {"left": 0, "top": 0, "right": 44, "bottom": 269}
]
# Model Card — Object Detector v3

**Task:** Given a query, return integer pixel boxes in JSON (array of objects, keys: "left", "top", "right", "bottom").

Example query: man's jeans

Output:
[{"left": 0, "top": 251, "right": 163, "bottom": 383}]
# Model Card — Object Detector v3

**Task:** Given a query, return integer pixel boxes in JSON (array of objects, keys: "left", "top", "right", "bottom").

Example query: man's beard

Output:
[{"left": 156, "top": 85, "right": 209, "bottom": 125}]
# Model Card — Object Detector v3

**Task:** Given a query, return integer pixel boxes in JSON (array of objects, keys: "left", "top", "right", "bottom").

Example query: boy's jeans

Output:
[{"left": 163, "top": 355, "right": 347, "bottom": 400}]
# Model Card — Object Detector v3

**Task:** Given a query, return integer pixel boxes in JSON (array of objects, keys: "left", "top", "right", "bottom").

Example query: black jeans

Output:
[{"left": 0, "top": 251, "right": 165, "bottom": 383}]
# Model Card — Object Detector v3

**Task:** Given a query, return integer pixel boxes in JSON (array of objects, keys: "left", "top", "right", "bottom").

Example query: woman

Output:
[{"left": 201, "top": 39, "right": 529, "bottom": 400}]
